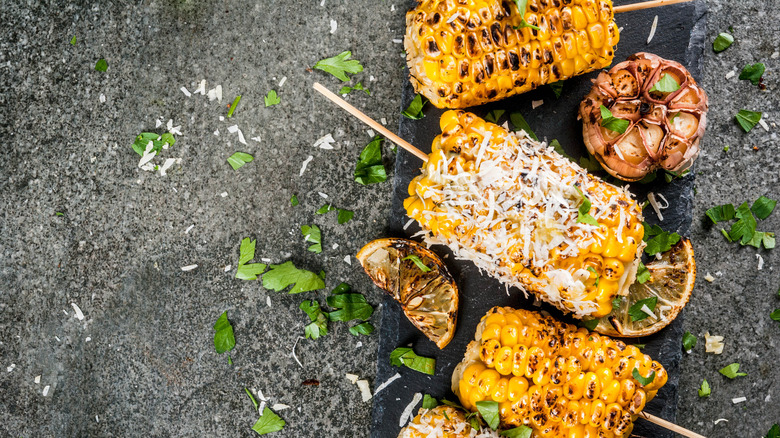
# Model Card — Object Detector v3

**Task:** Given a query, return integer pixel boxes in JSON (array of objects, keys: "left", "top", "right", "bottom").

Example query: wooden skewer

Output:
[
  {"left": 313, "top": 82, "right": 708, "bottom": 438},
  {"left": 614, "top": 0, "right": 694, "bottom": 14}
]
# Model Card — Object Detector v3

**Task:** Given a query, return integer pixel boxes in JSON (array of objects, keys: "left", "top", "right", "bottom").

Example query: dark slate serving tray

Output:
[{"left": 371, "top": 1, "right": 706, "bottom": 436}]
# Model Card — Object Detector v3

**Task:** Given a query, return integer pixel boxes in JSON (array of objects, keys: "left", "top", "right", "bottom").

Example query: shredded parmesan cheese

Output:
[
  {"left": 704, "top": 332, "right": 725, "bottom": 354},
  {"left": 329, "top": 19, "right": 337, "bottom": 34},
  {"left": 725, "top": 70, "right": 736, "bottom": 79},
  {"left": 647, "top": 192, "right": 668, "bottom": 221},
  {"left": 180, "top": 86, "right": 191, "bottom": 97},
  {"left": 291, "top": 336, "right": 304, "bottom": 368},
  {"left": 42, "top": 385, "right": 50, "bottom": 397},
  {"left": 757, "top": 253, "right": 764, "bottom": 270},
  {"left": 345, "top": 373, "right": 359, "bottom": 384},
  {"left": 71, "top": 303, "right": 85, "bottom": 320},
  {"left": 272, "top": 404, "right": 290, "bottom": 411},
  {"left": 373, "top": 372, "right": 401, "bottom": 396},
  {"left": 313, "top": 133, "right": 336, "bottom": 150},
  {"left": 399, "top": 393, "right": 422, "bottom": 427},
  {"left": 731, "top": 397, "right": 746, "bottom": 404},
  {"left": 300, "top": 156, "right": 314, "bottom": 176},
  {"left": 714, "top": 419, "right": 728, "bottom": 425},
  {"left": 357, "top": 380, "right": 372, "bottom": 402},
  {"left": 180, "top": 264, "right": 198, "bottom": 272},
  {"left": 647, "top": 15, "right": 658, "bottom": 44},
  {"left": 532, "top": 99, "right": 543, "bottom": 109},
  {"left": 704, "top": 272, "right": 715, "bottom": 282}
]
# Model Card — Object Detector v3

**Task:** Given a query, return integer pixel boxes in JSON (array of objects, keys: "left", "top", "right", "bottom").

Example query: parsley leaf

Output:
[
  {"left": 339, "top": 82, "right": 370, "bottom": 95},
  {"left": 682, "top": 331, "right": 697, "bottom": 351},
  {"left": 579, "top": 154, "right": 603, "bottom": 172},
  {"left": 390, "top": 347, "right": 436, "bottom": 375},
  {"left": 316, "top": 204, "right": 354, "bottom": 224},
  {"left": 549, "top": 80, "right": 564, "bottom": 99},
  {"left": 587, "top": 266, "right": 600, "bottom": 287},
  {"left": 599, "top": 105, "right": 630, "bottom": 134},
  {"left": 245, "top": 388, "right": 259, "bottom": 410},
  {"left": 628, "top": 296, "right": 658, "bottom": 322},
  {"left": 511, "top": 0, "right": 540, "bottom": 30},
  {"left": 549, "top": 139, "right": 567, "bottom": 157},
  {"left": 301, "top": 225, "right": 322, "bottom": 254},
  {"left": 313, "top": 51, "right": 363, "bottom": 82},
  {"left": 729, "top": 202, "right": 757, "bottom": 244},
  {"left": 262, "top": 261, "right": 326, "bottom": 293},
  {"left": 70, "top": 35, "right": 77, "bottom": 45},
  {"left": 698, "top": 379, "right": 711, "bottom": 397},
  {"left": 632, "top": 368, "right": 656, "bottom": 386},
  {"left": 300, "top": 300, "right": 328, "bottom": 340},
  {"left": 751, "top": 196, "right": 777, "bottom": 220},
  {"left": 422, "top": 394, "right": 439, "bottom": 410},
  {"left": 739, "top": 63, "right": 765, "bottom": 86},
  {"left": 349, "top": 322, "right": 375, "bottom": 336},
  {"left": 227, "top": 152, "right": 254, "bottom": 170},
  {"left": 643, "top": 222, "right": 681, "bottom": 256},
  {"left": 213, "top": 311, "right": 236, "bottom": 355},
  {"left": 509, "top": 112, "right": 538, "bottom": 141},
  {"left": 500, "top": 426, "right": 533, "bottom": 438},
  {"left": 767, "top": 424, "right": 780, "bottom": 438},
  {"left": 290, "top": 194, "right": 299, "bottom": 206},
  {"left": 484, "top": 109, "right": 505, "bottom": 124},
  {"left": 236, "top": 238, "right": 267, "bottom": 280},
  {"left": 574, "top": 187, "right": 599, "bottom": 226},
  {"left": 403, "top": 255, "right": 431, "bottom": 272},
  {"left": 706, "top": 203, "right": 736, "bottom": 224},
  {"left": 131, "top": 132, "right": 176, "bottom": 156},
  {"left": 636, "top": 262, "right": 651, "bottom": 284},
  {"left": 771, "top": 308, "right": 780, "bottom": 323},
  {"left": 475, "top": 400, "right": 500, "bottom": 430},
  {"left": 327, "top": 292, "right": 374, "bottom": 321},
  {"left": 252, "top": 407, "right": 286, "bottom": 435},
  {"left": 713, "top": 32, "right": 734, "bottom": 52},
  {"left": 227, "top": 95, "right": 242, "bottom": 118},
  {"left": 264, "top": 90, "right": 281, "bottom": 107},
  {"left": 95, "top": 58, "right": 108, "bottom": 72},
  {"left": 580, "top": 319, "right": 599, "bottom": 331},
  {"left": 719, "top": 363, "right": 747, "bottom": 379},
  {"left": 735, "top": 109, "right": 762, "bottom": 133},
  {"left": 649, "top": 73, "right": 681, "bottom": 93},
  {"left": 402, "top": 94, "right": 427, "bottom": 120},
  {"left": 354, "top": 135, "right": 387, "bottom": 185}
]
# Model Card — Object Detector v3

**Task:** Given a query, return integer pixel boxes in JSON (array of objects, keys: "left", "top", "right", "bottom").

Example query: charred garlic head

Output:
[{"left": 579, "top": 52, "right": 708, "bottom": 181}]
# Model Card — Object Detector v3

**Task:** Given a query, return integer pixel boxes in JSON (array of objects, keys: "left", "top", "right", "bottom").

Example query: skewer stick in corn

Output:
[{"left": 613, "top": 0, "right": 694, "bottom": 14}]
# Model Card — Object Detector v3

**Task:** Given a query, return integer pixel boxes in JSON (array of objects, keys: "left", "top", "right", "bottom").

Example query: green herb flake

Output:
[
  {"left": 227, "top": 95, "right": 242, "bottom": 117},
  {"left": 682, "top": 331, "right": 697, "bottom": 351},
  {"left": 300, "top": 300, "right": 328, "bottom": 340},
  {"left": 713, "top": 32, "right": 734, "bottom": 52},
  {"left": 599, "top": 105, "right": 630, "bottom": 134},
  {"left": 698, "top": 379, "right": 711, "bottom": 397},
  {"left": 511, "top": 0, "right": 540, "bottom": 30},
  {"left": 402, "top": 94, "right": 427, "bottom": 120},
  {"left": 70, "top": 35, "right": 77, "bottom": 45},
  {"left": 389, "top": 347, "right": 436, "bottom": 375},
  {"left": 735, "top": 109, "right": 762, "bottom": 133},
  {"left": 213, "top": 311, "right": 236, "bottom": 355},
  {"left": 354, "top": 135, "right": 387, "bottom": 185},
  {"left": 262, "top": 261, "right": 326, "bottom": 294},
  {"left": 339, "top": 82, "right": 371, "bottom": 95},
  {"left": 236, "top": 237, "right": 267, "bottom": 280},
  {"left": 290, "top": 195, "right": 299, "bottom": 206},
  {"left": 728, "top": 202, "right": 757, "bottom": 244},
  {"left": 649, "top": 73, "right": 681, "bottom": 93},
  {"left": 327, "top": 292, "right": 374, "bottom": 322},
  {"left": 227, "top": 151, "right": 254, "bottom": 170},
  {"left": 252, "top": 407, "right": 286, "bottom": 435},
  {"left": 739, "top": 63, "right": 765, "bottom": 86},
  {"left": 578, "top": 154, "right": 603, "bottom": 173},
  {"left": 264, "top": 90, "right": 280, "bottom": 107},
  {"left": 301, "top": 225, "right": 323, "bottom": 254},
  {"left": 636, "top": 261, "right": 651, "bottom": 284},
  {"left": 766, "top": 424, "right": 780, "bottom": 438},
  {"left": 509, "top": 112, "right": 538, "bottom": 141},
  {"left": 316, "top": 204, "right": 354, "bottom": 224},
  {"left": 706, "top": 203, "right": 736, "bottom": 224},
  {"left": 95, "top": 58, "right": 108, "bottom": 72},
  {"left": 771, "top": 309, "right": 780, "bottom": 323},
  {"left": 628, "top": 296, "right": 658, "bottom": 322},
  {"left": 643, "top": 222, "right": 681, "bottom": 256},
  {"left": 245, "top": 388, "right": 259, "bottom": 410},
  {"left": 611, "top": 295, "right": 622, "bottom": 309},
  {"left": 422, "top": 394, "right": 439, "bottom": 410},
  {"left": 500, "top": 425, "right": 534, "bottom": 438},
  {"left": 475, "top": 400, "right": 500, "bottom": 430},
  {"left": 632, "top": 367, "right": 656, "bottom": 386},
  {"left": 313, "top": 51, "right": 364, "bottom": 82},
  {"left": 403, "top": 255, "right": 431, "bottom": 272},
  {"left": 751, "top": 196, "right": 777, "bottom": 220},
  {"left": 724, "top": 145, "right": 730, "bottom": 152},
  {"left": 131, "top": 132, "right": 176, "bottom": 156},
  {"left": 669, "top": 112, "right": 680, "bottom": 123},
  {"left": 55, "top": 212, "right": 64, "bottom": 216},
  {"left": 549, "top": 139, "right": 567, "bottom": 158},
  {"left": 580, "top": 319, "right": 599, "bottom": 331},
  {"left": 574, "top": 187, "right": 599, "bottom": 226},
  {"left": 348, "top": 322, "right": 375, "bottom": 336},
  {"left": 549, "top": 80, "right": 564, "bottom": 99},
  {"left": 719, "top": 363, "right": 747, "bottom": 379},
  {"left": 484, "top": 109, "right": 506, "bottom": 124}
]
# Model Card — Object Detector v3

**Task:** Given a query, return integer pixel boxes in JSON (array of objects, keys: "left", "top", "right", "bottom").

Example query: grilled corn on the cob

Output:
[
  {"left": 405, "top": 0, "right": 620, "bottom": 108},
  {"left": 453, "top": 307, "right": 667, "bottom": 436},
  {"left": 404, "top": 111, "right": 644, "bottom": 318}
]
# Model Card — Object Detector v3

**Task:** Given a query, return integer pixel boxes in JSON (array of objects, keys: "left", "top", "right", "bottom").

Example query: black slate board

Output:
[{"left": 371, "top": 1, "right": 706, "bottom": 436}]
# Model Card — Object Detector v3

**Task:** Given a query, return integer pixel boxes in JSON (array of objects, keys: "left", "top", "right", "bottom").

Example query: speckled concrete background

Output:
[{"left": 0, "top": 0, "right": 777, "bottom": 437}]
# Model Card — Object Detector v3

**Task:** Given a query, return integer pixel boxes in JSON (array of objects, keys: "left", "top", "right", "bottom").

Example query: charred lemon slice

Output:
[
  {"left": 592, "top": 238, "right": 696, "bottom": 337},
  {"left": 356, "top": 238, "right": 458, "bottom": 349}
]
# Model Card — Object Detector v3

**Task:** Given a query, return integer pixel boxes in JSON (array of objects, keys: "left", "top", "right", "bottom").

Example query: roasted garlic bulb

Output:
[{"left": 579, "top": 52, "right": 708, "bottom": 181}]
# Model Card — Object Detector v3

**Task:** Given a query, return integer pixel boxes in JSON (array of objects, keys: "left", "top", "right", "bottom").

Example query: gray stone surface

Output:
[{"left": 0, "top": 0, "right": 777, "bottom": 437}]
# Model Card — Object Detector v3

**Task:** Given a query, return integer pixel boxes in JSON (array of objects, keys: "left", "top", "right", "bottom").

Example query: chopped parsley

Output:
[
  {"left": 390, "top": 347, "right": 436, "bottom": 375},
  {"left": 706, "top": 203, "right": 736, "bottom": 224},
  {"left": 771, "top": 308, "right": 780, "bottom": 324},
  {"left": 500, "top": 426, "right": 533, "bottom": 438},
  {"left": 636, "top": 262, "right": 651, "bottom": 284},
  {"left": 587, "top": 266, "right": 600, "bottom": 287},
  {"left": 301, "top": 225, "right": 322, "bottom": 253},
  {"left": 245, "top": 388, "right": 259, "bottom": 410},
  {"left": 475, "top": 400, "right": 500, "bottom": 430},
  {"left": 313, "top": 51, "right": 364, "bottom": 82},
  {"left": 578, "top": 154, "right": 603, "bottom": 173},
  {"left": 739, "top": 63, "right": 765, "bottom": 86},
  {"left": 236, "top": 237, "right": 267, "bottom": 280},
  {"left": 354, "top": 135, "right": 387, "bottom": 185},
  {"left": 290, "top": 194, "right": 299, "bottom": 206},
  {"left": 632, "top": 367, "right": 656, "bottom": 386},
  {"left": 316, "top": 204, "right": 354, "bottom": 224},
  {"left": 724, "top": 145, "right": 730, "bottom": 152},
  {"left": 549, "top": 80, "right": 564, "bottom": 99},
  {"left": 751, "top": 195, "right": 777, "bottom": 220},
  {"left": 227, "top": 152, "right": 254, "bottom": 170},
  {"left": 402, "top": 94, "right": 427, "bottom": 120},
  {"left": 767, "top": 424, "right": 780, "bottom": 438},
  {"left": 698, "top": 379, "right": 711, "bottom": 397},
  {"left": 580, "top": 319, "right": 599, "bottom": 331},
  {"left": 339, "top": 82, "right": 370, "bottom": 95},
  {"left": 511, "top": 0, "right": 540, "bottom": 30},
  {"left": 712, "top": 32, "right": 734, "bottom": 52},
  {"left": 628, "top": 296, "right": 658, "bottom": 322},
  {"left": 300, "top": 300, "right": 328, "bottom": 340},
  {"left": 549, "top": 139, "right": 566, "bottom": 157},
  {"left": 669, "top": 112, "right": 680, "bottom": 123},
  {"left": 682, "top": 331, "right": 697, "bottom": 351},
  {"left": 611, "top": 295, "right": 622, "bottom": 309},
  {"left": 348, "top": 322, "right": 375, "bottom": 336},
  {"left": 227, "top": 95, "right": 242, "bottom": 117},
  {"left": 422, "top": 394, "right": 439, "bottom": 410},
  {"left": 509, "top": 112, "right": 538, "bottom": 141},
  {"left": 70, "top": 35, "right": 76, "bottom": 45},
  {"left": 574, "top": 187, "right": 599, "bottom": 226},
  {"left": 599, "top": 105, "right": 630, "bottom": 134},
  {"left": 262, "top": 261, "right": 326, "bottom": 293},
  {"left": 719, "top": 363, "right": 747, "bottom": 379},
  {"left": 706, "top": 198, "right": 778, "bottom": 249},
  {"left": 484, "top": 109, "right": 505, "bottom": 124},
  {"left": 95, "top": 58, "right": 108, "bottom": 72},
  {"left": 649, "top": 73, "right": 681, "bottom": 93},
  {"left": 264, "top": 90, "right": 280, "bottom": 107},
  {"left": 643, "top": 222, "right": 681, "bottom": 256},
  {"left": 251, "top": 407, "right": 286, "bottom": 435},
  {"left": 213, "top": 311, "right": 236, "bottom": 356},
  {"left": 735, "top": 109, "right": 762, "bottom": 133},
  {"left": 327, "top": 288, "right": 374, "bottom": 322},
  {"left": 403, "top": 255, "right": 431, "bottom": 272},
  {"left": 131, "top": 132, "right": 176, "bottom": 156}
]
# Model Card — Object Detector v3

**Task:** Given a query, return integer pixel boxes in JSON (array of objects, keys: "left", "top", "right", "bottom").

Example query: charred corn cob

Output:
[
  {"left": 405, "top": 0, "right": 620, "bottom": 108},
  {"left": 404, "top": 111, "right": 644, "bottom": 319},
  {"left": 452, "top": 307, "right": 667, "bottom": 437}
]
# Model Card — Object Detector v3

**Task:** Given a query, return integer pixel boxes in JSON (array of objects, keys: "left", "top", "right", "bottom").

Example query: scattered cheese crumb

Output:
[
  {"left": 159, "top": 158, "right": 177, "bottom": 176},
  {"left": 180, "top": 264, "right": 198, "bottom": 272},
  {"left": 278, "top": 76, "right": 287, "bottom": 88},
  {"left": 85, "top": 337, "right": 92, "bottom": 342},
  {"left": 300, "top": 156, "right": 314, "bottom": 176},
  {"left": 224, "top": 265, "right": 231, "bottom": 272},
  {"left": 373, "top": 372, "right": 401, "bottom": 396},
  {"left": 757, "top": 253, "right": 764, "bottom": 270},
  {"left": 725, "top": 70, "right": 736, "bottom": 79},
  {"left": 267, "top": 296, "right": 272, "bottom": 307},
  {"left": 180, "top": 86, "right": 192, "bottom": 97},
  {"left": 759, "top": 118, "right": 770, "bottom": 132},
  {"left": 251, "top": 136, "right": 262, "bottom": 143},
  {"left": 6, "top": 364, "right": 15, "bottom": 373},
  {"left": 313, "top": 133, "right": 336, "bottom": 150},
  {"left": 532, "top": 99, "right": 543, "bottom": 109},
  {"left": 42, "top": 385, "right": 50, "bottom": 397},
  {"left": 392, "top": 39, "right": 403, "bottom": 44},
  {"left": 345, "top": 373, "right": 359, "bottom": 384},
  {"left": 714, "top": 419, "right": 728, "bottom": 425},
  {"left": 640, "top": 304, "right": 656, "bottom": 319},
  {"left": 705, "top": 332, "right": 725, "bottom": 354},
  {"left": 404, "top": 218, "right": 414, "bottom": 230},
  {"left": 332, "top": 243, "right": 339, "bottom": 250},
  {"left": 647, "top": 15, "right": 658, "bottom": 44},
  {"left": 220, "top": 192, "right": 228, "bottom": 198},
  {"left": 715, "top": 271, "right": 723, "bottom": 276},
  {"left": 195, "top": 79, "right": 206, "bottom": 95},
  {"left": 732, "top": 396, "right": 746, "bottom": 404},
  {"left": 272, "top": 404, "right": 290, "bottom": 411},
  {"left": 704, "top": 272, "right": 715, "bottom": 282},
  {"left": 381, "top": 117, "right": 387, "bottom": 125},
  {"left": 367, "top": 129, "right": 375, "bottom": 137},
  {"left": 329, "top": 19, "right": 337, "bottom": 34},
  {"left": 318, "top": 192, "right": 328, "bottom": 199},
  {"left": 357, "top": 380, "right": 372, "bottom": 402},
  {"left": 399, "top": 393, "right": 422, "bottom": 427},
  {"left": 71, "top": 303, "right": 85, "bottom": 321},
  {"left": 344, "top": 255, "right": 351, "bottom": 265},
  {"left": 772, "top": 51, "right": 780, "bottom": 59},
  {"left": 291, "top": 336, "right": 304, "bottom": 368},
  {"left": 214, "top": 130, "right": 220, "bottom": 136},
  {"left": 647, "top": 192, "right": 669, "bottom": 221},
  {"left": 34, "top": 375, "right": 40, "bottom": 384},
  {"left": 185, "top": 224, "right": 195, "bottom": 234},
  {"left": 369, "top": 75, "right": 376, "bottom": 82},
  {"left": 99, "top": 93, "right": 106, "bottom": 103}
]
